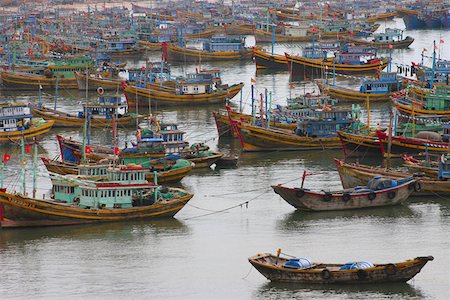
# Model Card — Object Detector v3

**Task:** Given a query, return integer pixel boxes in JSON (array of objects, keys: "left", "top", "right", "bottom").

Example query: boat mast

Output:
[
  {"left": 430, "top": 40, "right": 436, "bottom": 89},
  {"left": 32, "top": 138, "right": 37, "bottom": 198},
  {"left": 20, "top": 136, "right": 26, "bottom": 195}
]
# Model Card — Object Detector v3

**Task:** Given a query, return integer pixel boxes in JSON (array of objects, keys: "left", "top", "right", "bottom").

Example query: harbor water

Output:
[{"left": 0, "top": 19, "right": 449, "bottom": 299}]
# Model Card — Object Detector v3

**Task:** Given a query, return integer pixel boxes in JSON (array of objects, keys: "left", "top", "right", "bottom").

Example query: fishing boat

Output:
[
  {"left": 334, "top": 158, "right": 450, "bottom": 196},
  {"left": 0, "top": 55, "right": 94, "bottom": 90},
  {"left": 285, "top": 48, "right": 389, "bottom": 79},
  {"left": 0, "top": 104, "right": 54, "bottom": 142},
  {"left": 338, "top": 122, "right": 450, "bottom": 157},
  {"left": 123, "top": 77, "right": 244, "bottom": 107},
  {"left": 343, "top": 29, "right": 414, "bottom": 49},
  {"left": 233, "top": 107, "right": 362, "bottom": 152},
  {"left": 392, "top": 85, "right": 450, "bottom": 117},
  {"left": 163, "top": 37, "right": 253, "bottom": 62},
  {"left": 31, "top": 94, "right": 143, "bottom": 128},
  {"left": 317, "top": 72, "right": 402, "bottom": 102},
  {"left": 0, "top": 163, "right": 193, "bottom": 228},
  {"left": 249, "top": 252, "right": 434, "bottom": 283},
  {"left": 272, "top": 176, "right": 417, "bottom": 211},
  {"left": 55, "top": 134, "right": 194, "bottom": 183}
]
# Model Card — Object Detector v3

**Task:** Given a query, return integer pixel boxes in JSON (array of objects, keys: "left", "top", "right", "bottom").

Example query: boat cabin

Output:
[
  {"left": 107, "top": 40, "right": 137, "bottom": 52},
  {"left": 373, "top": 28, "right": 404, "bottom": 43},
  {"left": 139, "top": 123, "right": 188, "bottom": 154},
  {"left": 81, "top": 95, "right": 128, "bottom": 119},
  {"left": 360, "top": 72, "right": 400, "bottom": 94},
  {"left": 295, "top": 109, "right": 357, "bottom": 138},
  {"left": 0, "top": 104, "right": 33, "bottom": 133},
  {"left": 438, "top": 154, "right": 450, "bottom": 180},
  {"left": 203, "top": 35, "right": 245, "bottom": 52}
]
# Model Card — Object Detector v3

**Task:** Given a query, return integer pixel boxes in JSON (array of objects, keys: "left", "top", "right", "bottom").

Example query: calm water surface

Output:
[{"left": 0, "top": 19, "right": 449, "bottom": 299}]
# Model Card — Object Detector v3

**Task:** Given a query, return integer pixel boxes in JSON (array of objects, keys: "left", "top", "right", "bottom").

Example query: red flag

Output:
[
  {"left": 434, "top": 45, "right": 438, "bottom": 50},
  {"left": 114, "top": 147, "right": 120, "bottom": 155},
  {"left": 85, "top": 146, "right": 92, "bottom": 154},
  {"left": 388, "top": 44, "right": 393, "bottom": 49},
  {"left": 25, "top": 144, "right": 31, "bottom": 153},
  {"left": 3, "top": 153, "right": 10, "bottom": 162},
  {"left": 440, "top": 39, "right": 444, "bottom": 44}
]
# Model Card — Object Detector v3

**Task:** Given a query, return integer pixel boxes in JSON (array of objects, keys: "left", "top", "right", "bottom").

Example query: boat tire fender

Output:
[
  {"left": 384, "top": 263, "right": 397, "bottom": 276},
  {"left": 97, "top": 87, "right": 104, "bottom": 95},
  {"left": 387, "top": 191, "right": 396, "bottom": 199},
  {"left": 321, "top": 269, "right": 331, "bottom": 280},
  {"left": 356, "top": 269, "right": 368, "bottom": 280},
  {"left": 296, "top": 189, "right": 305, "bottom": 198},
  {"left": 368, "top": 192, "right": 376, "bottom": 201},
  {"left": 323, "top": 193, "right": 332, "bottom": 202},
  {"left": 413, "top": 181, "right": 421, "bottom": 192},
  {"left": 342, "top": 193, "right": 351, "bottom": 202}
]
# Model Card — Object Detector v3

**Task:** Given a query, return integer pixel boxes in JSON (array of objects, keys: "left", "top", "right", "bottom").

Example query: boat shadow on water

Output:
[
  {"left": 0, "top": 218, "right": 189, "bottom": 247},
  {"left": 254, "top": 280, "right": 426, "bottom": 299},
  {"left": 276, "top": 205, "right": 418, "bottom": 232}
]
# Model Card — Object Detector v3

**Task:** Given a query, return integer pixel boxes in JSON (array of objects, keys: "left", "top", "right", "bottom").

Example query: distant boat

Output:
[{"left": 249, "top": 252, "right": 434, "bottom": 283}]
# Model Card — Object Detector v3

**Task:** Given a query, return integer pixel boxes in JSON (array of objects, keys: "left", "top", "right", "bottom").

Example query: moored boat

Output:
[
  {"left": 272, "top": 176, "right": 418, "bottom": 211},
  {"left": 249, "top": 252, "right": 434, "bottom": 283},
  {"left": 0, "top": 104, "right": 54, "bottom": 142},
  {"left": 0, "top": 164, "right": 193, "bottom": 228}
]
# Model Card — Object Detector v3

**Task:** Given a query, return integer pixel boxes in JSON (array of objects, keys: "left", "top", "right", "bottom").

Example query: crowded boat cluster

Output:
[{"left": 0, "top": 0, "right": 448, "bottom": 287}]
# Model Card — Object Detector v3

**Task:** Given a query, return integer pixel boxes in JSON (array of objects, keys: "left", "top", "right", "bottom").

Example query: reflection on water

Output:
[
  {"left": 0, "top": 219, "right": 189, "bottom": 250},
  {"left": 254, "top": 281, "right": 425, "bottom": 300}
]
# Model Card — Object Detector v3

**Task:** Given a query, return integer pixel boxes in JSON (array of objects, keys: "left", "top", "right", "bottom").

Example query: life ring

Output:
[
  {"left": 97, "top": 87, "right": 104, "bottom": 95},
  {"left": 323, "top": 193, "right": 333, "bottom": 202},
  {"left": 342, "top": 193, "right": 351, "bottom": 202},
  {"left": 387, "top": 191, "right": 396, "bottom": 199},
  {"left": 321, "top": 269, "right": 331, "bottom": 280},
  {"left": 296, "top": 189, "right": 305, "bottom": 198},
  {"left": 368, "top": 192, "right": 376, "bottom": 201},
  {"left": 414, "top": 181, "right": 421, "bottom": 192},
  {"left": 384, "top": 263, "right": 397, "bottom": 276},
  {"left": 356, "top": 269, "right": 368, "bottom": 280}
]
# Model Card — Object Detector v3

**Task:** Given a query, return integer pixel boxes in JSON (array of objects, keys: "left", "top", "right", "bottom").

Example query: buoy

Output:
[{"left": 97, "top": 86, "right": 104, "bottom": 95}]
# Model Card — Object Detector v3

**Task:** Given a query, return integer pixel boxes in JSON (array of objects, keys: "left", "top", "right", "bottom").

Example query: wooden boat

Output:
[
  {"left": 138, "top": 40, "right": 163, "bottom": 51},
  {"left": 334, "top": 159, "right": 450, "bottom": 196},
  {"left": 31, "top": 95, "right": 143, "bottom": 128},
  {"left": 233, "top": 107, "right": 361, "bottom": 151},
  {"left": 0, "top": 104, "right": 55, "bottom": 142},
  {"left": 56, "top": 135, "right": 194, "bottom": 183},
  {"left": 123, "top": 81, "right": 243, "bottom": 107},
  {"left": 343, "top": 29, "right": 414, "bottom": 49},
  {"left": 253, "top": 48, "right": 288, "bottom": 70},
  {"left": 272, "top": 176, "right": 417, "bottom": 211},
  {"left": 0, "top": 55, "right": 94, "bottom": 90},
  {"left": 366, "top": 11, "right": 398, "bottom": 22},
  {"left": 338, "top": 130, "right": 450, "bottom": 157},
  {"left": 317, "top": 72, "right": 402, "bottom": 102},
  {"left": 392, "top": 86, "right": 450, "bottom": 117},
  {"left": 253, "top": 28, "right": 310, "bottom": 43},
  {"left": 0, "top": 165, "right": 193, "bottom": 228},
  {"left": 0, "top": 70, "right": 78, "bottom": 90},
  {"left": 163, "top": 41, "right": 253, "bottom": 62},
  {"left": 285, "top": 52, "right": 389, "bottom": 79},
  {"left": 249, "top": 253, "right": 433, "bottom": 283}
]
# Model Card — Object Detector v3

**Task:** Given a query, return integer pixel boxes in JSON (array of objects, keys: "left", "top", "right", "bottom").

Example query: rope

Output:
[{"left": 241, "top": 265, "right": 253, "bottom": 280}]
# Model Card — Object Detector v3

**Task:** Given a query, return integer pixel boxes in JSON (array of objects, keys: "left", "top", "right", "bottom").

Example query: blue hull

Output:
[{"left": 442, "top": 13, "right": 450, "bottom": 28}]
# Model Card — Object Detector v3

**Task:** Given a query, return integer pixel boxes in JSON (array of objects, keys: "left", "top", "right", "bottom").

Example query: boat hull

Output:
[
  {"left": 165, "top": 44, "right": 253, "bottom": 62},
  {"left": 0, "top": 120, "right": 54, "bottom": 143},
  {"left": 254, "top": 49, "right": 288, "bottom": 70},
  {"left": 318, "top": 82, "right": 392, "bottom": 102}
]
